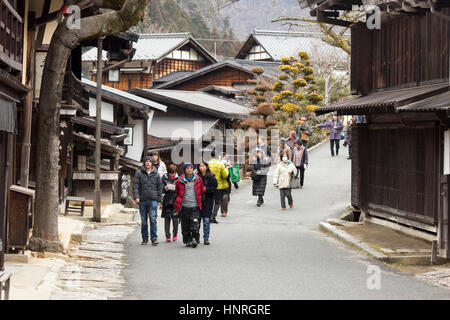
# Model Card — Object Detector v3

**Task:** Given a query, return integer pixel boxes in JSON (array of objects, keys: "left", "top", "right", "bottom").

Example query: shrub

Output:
[{"left": 257, "top": 103, "right": 275, "bottom": 116}]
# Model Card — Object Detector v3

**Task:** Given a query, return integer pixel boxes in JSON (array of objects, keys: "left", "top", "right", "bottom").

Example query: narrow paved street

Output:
[{"left": 123, "top": 142, "right": 450, "bottom": 299}]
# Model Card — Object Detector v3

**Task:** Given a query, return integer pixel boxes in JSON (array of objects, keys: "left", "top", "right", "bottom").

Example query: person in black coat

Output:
[
  {"left": 161, "top": 164, "right": 179, "bottom": 242},
  {"left": 196, "top": 161, "right": 218, "bottom": 245},
  {"left": 251, "top": 149, "right": 270, "bottom": 207}
]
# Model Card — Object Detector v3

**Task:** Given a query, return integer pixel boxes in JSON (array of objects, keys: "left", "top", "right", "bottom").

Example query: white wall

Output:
[
  {"left": 89, "top": 97, "right": 114, "bottom": 123},
  {"left": 125, "top": 118, "right": 144, "bottom": 162}
]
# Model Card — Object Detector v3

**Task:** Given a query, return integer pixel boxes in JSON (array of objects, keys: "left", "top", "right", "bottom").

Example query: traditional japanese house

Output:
[
  {"left": 82, "top": 33, "right": 217, "bottom": 90},
  {"left": 0, "top": 0, "right": 28, "bottom": 272},
  {"left": 307, "top": 0, "right": 450, "bottom": 258},
  {"left": 235, "top": 29, "right": 347, "bottom": 63},
  {"left": 72, "top": 79, "right": 167, "bottom": 205},
  {"left": 154, "top": 58, "right": 282, "bottom": 92},
  {"left": 129, "top": 88, "right": 251, "bottom": 166}
]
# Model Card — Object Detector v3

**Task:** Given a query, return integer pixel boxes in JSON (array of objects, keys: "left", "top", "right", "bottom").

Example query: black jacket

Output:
[
  {"left": 251, "top": 157, "right": 270, "bottom": 196},
  {"left": 198, "top": 172, "right": 217, "bottom": 218},
  {"left": 133, "top": 166, "right": 162, "bottom": 203},
  {"left": 161, "top": 173, "right": 178, "bottom": 217}
]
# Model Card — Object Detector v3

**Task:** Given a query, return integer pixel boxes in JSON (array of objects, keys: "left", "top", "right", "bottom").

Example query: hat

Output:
[
  {"left": 279, "top": 138, "right": 286, "bottom": 144},
  {"left": 289, "top": 131, "right": 296, "bottom": 137},
  {"left": 183, "top": 162, "right": 194, "bottom": 171},
  {"left": 143, "top": 156, "right": 154, "bottom": 165}
]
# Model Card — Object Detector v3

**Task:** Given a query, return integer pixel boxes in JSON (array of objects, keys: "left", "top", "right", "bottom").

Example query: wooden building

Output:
[
  {"left": 154, "top": 58, "right": 282, "bottom": 92},
  {"left": 82, "top": 33, "right": 217, "bottom": 91},
  {"left": 235, "top": 29, "right": 347, "bottom": 63},
  {"left": 68, "top": 79, "right": 167, "bottom": 205},
  {"left": 308, "top": 0, "right": 450, "bottom": 258}
]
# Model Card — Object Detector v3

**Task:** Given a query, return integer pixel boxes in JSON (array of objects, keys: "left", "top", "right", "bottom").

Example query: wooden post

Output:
[{"left": 93, "top": 37, "right": 103, "bottom": 222}]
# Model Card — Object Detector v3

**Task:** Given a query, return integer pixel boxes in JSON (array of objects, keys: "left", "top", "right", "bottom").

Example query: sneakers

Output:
[
  {"left": 256, "top": 202, "right": 261, "bottom": 207},
  {"left": 289, "top": 202, "right": 294, "bottom": 209},
  {"left": 151, "top": 240, "right": 159, "bottom": 246},
  {"left": 221, "top": 212, "right": 227, "bottom": 217},
  {"left": 211, "top": 219, "right": 219, "bottom": 224},
  {"left": 204, "top": 239, "right": 210, "bottom": 245},
  {"left": 165, "top": 238, "right": 171, "bottom": 242},
  {"left": 141, "top": 240, "right": 148, "bottom": 245},
  {"left": 186, "top": 241, "right": 192, "bottom": 247},
  {"left": 282, "top": 208, "right": 286, "bottom": 211},
  {"left": 192, "top": 238, "right": 198, "bottom": 248},
  {"left": 172, "top": 235, "right": 178, "bottom": 242}
]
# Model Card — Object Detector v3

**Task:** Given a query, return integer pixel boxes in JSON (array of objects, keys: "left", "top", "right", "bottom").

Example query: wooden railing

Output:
[{"left": 0, "top": 0, "right": 23, "bottom": 72}]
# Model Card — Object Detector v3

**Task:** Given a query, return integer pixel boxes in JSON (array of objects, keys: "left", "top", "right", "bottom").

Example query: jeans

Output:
[
  {"left": 139, "top": 200, "right": 158, "bottom": 242},
  {"left": 164, "top": 215, "right": 179, "bottom": 239},
  {"left": 199, "top": 217, "right": 210, "bottom": 240},
  {"left": 180, "top": 207, "right": 200, "bottom": 243},
  {"left": 279, "top": 188, "right": 293, "bottom": 209},
  {"left": 330, "top": 139, "right": 340, "bottom": 156}
]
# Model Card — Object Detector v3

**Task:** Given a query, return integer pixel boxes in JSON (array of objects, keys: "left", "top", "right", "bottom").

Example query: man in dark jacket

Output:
[
  {"left": 296, "top": 117, "right": 313, "bottom": 147},
  {"left": 133, "top": 156, "right": 162, "bottom": 246},
  {"left": 174, "top": 163, "right": 205, "bottom": 248}
]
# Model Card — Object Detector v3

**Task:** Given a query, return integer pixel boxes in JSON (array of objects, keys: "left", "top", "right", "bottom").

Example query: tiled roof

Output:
[
  {"left": 81, "top": 78, "right": 167, "bottom": 112},
  {"left": 155, "top": 58, "right": 281, "bottom": 89},
  {"left": 82, "top": 33, "right": 216, "bottom": 63},
  {"left": 237, "top": 29, "right": 348, "bottom": 62},
  {"left": 130, "top": 88, "right": 251, "bottom": 120},
  {"left": 316, "top": 83, "right": 450, "bottom": 115}
]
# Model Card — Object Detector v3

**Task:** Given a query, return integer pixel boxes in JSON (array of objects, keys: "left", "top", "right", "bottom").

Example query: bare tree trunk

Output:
[
  {"left": 29, "top": 26, "right": 78, "bottom": 252},
  {"left": 29, "top": 0, "right": 149, "bottom": 252}
]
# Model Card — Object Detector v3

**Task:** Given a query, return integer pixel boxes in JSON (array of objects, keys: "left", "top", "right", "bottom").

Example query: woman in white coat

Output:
[{"left": 273, "top": 149, "right": 297, "bottom": 210}]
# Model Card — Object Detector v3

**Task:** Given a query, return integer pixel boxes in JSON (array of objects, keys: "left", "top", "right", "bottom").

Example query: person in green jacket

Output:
[{"left": 208, "top": 150, "right": 230, "bottom": 223}]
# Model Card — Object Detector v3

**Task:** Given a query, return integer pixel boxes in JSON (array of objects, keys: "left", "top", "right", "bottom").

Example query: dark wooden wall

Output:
[
  {"left": 92, "top": 72, "right": 153, "bottom": 91},
  {"left": 154, "top": 58, "right": 209, "bottom": 80},
  {"left": 355, "top": 122, "right": 440, "bottom": 227},
  {"left": 92, "top": 58, "right": 211, "bottom": 90},
  {"left": 352, "top": 8, "right": 450, "bottom": 95},
  {"left": 169, "top": 66, "right": 254, "bottom": 91}
]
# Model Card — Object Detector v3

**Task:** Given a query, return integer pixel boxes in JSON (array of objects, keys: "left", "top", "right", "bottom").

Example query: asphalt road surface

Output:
[{"left": 123, "top": 142, "right": 450, "bottom": 299}]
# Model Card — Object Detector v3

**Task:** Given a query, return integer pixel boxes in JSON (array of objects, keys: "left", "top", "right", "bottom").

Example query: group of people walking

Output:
[
  {"left": 133, "top": 115, "right": 353, "bottom": 247},
  {"left": 133, "top": 151, "right": 235, "bottom": 248},
  {"left": 252, "top": 121, "right": 310, "bottom": 211}
]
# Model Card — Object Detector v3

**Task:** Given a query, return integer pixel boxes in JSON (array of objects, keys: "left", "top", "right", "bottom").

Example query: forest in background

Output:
[{"left": 132, "top": 0, "right": 314, "bottom": 59}]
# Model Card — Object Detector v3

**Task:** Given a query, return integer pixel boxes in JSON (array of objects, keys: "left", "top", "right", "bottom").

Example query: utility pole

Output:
[{"left": 94, "top": 37, "right": 103, "bottom": 222}]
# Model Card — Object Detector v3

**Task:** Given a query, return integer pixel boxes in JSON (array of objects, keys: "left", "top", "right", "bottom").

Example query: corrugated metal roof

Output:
[
  {"left": 316, "top": 83, "right": 450, "bottom": 115},
  {"left": 132, "top": 89, "right": 251, "bottom": 119},
  {"left": 239, "top": 30, "right": 348, "bottom": 62},
  {"left": 149, "top": 117, "right": 219, "bottom": 140},
  {"left": 81, "top": 78, "right": 167, "bottom": 112},
  {"left": 82, "top": 33, "right": 216, "bottom": 63}
]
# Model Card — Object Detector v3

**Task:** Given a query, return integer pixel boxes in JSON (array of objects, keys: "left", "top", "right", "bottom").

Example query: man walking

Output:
[
  {"left": 174, "top": 163, "right": 205, "bottom": 248},
  {"left": 133, "top": 156, "right": 162, "bottom": 246},
  {"left": 209, "top": 150, "right": 230, "bottom": 222},
  {"left": 296, "top": 117, "right": 313, "bottom": 147}
]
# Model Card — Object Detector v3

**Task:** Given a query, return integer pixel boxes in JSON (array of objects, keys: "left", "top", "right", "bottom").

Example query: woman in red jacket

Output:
[{"left": 174, "top": 163, "right": 205, "bottom": 248}]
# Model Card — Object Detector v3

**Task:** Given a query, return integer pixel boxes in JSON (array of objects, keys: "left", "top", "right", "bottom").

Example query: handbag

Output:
[{"left": 289, "top": 175, "right": 301, "bottom": 189}]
